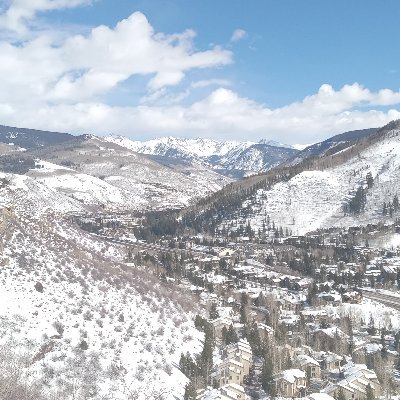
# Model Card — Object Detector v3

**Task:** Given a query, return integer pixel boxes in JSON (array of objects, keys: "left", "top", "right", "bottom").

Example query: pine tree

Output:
[
  {"left": 366, "top": 172, "right": 374, "bottom": 189},
  {"left": 209, "top": 303, "right": 219, "bottom": 320},
  {"left": 394, "top": 194, "right": 399, "bottom": 211},
  {"left": 261, "top": 353, "right": 276, "bottom": 398},
  {"left": 240, "top": 293, "right": 249, "bottom": 324},
  {"left": 366, "top": 384, "right": 375, "bottom": 400},
  {"left": 226, "top": 324, "right": 238, "bottom": 345},
  {"left": 183, "top": 380, "right": 197, "bottom": 400}
]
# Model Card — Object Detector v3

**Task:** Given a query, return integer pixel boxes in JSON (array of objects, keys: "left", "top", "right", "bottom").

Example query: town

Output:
[{"left": 73, "top": 211, "right": 400, "bottom": 400}]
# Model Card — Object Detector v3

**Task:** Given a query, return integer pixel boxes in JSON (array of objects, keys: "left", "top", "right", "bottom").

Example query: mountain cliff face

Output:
[{"left": 104, "top": 135, "right": 299, "bottom": 177}]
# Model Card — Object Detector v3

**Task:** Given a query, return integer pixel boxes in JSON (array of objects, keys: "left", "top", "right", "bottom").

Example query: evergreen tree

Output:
[
  {"left": 221, "top": 326, "right": 228, "bottom": 346},
  {"left": 261, "top": 353, "right": 276, "bottom": 398},
  {"left": 247, "top": 322, "right": 262, "bottom": 357},
  {"left": 226, "top": 324, "right": 238, "bottom": 345},
  {"left": 365, "top": 384, "right": 375, "bottom": 400},
  {"left": 209, "top": 303, "right": 219, "bottom": 320},
  {"left": 366, "top": 172, "right": 374, "bottom": 189},
  {"left": 240, "top": 293, "right": 249, "bottom": 324},
  {"left": 183, "top": 380, "right": 197, "bottom": 400},
  {"left": 394, "top": 194, "right": 399, "bottom": 211}
]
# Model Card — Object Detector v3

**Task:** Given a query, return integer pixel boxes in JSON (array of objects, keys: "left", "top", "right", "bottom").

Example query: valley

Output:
[{"left": 1, "top": 121, "right": 400, "bottom": 400}]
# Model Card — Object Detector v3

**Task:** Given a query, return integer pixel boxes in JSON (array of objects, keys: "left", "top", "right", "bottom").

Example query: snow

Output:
[
  {"left": 280, "top": 368, "right": 306, "bottom": 383},
  {"left": 221, "top": 125, "right": 400, "bottom": 234},
  {"left": 19, "top": 137, "right": 232, "bottom": 212},
  {"left": 0, "top": 200, "right": 203, "bottom": 399},
  {"left": 104, "top": 135, "right": 298, "bottom": 175},
  {"left": 104, "top": 135, "right": 254, "bottom": 158}
]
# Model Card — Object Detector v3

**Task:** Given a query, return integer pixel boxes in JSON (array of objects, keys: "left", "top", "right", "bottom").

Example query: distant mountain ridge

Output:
[
  {"left": 289, "top": 127, "right": 379, "bottom": 165},
  {"left": 104, "top": 135, "right": 299, "bottom": 177},
  {"left": 0, "top": 125, "right": 74, "bottom": 149}
]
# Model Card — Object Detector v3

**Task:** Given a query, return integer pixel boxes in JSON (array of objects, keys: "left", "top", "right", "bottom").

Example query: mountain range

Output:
[{"left": 0, "top": 123, "right": 388, "bottom": 220}]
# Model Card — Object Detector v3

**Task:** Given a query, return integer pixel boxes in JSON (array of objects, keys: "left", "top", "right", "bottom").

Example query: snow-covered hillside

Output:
[
  {"left": 105, "top": 135, "right": 299, "bottom": 177},
  {"left": 105, "top": 135, "right": 254, "bottom": 158},
  {"left": 219, "top": 123, "right": 400, "bottom": 235},
  {"left": 8, "top": 136, "right": 231, "bottom": 212},
  {"left": 0, "top": 202, "right": 202, "bottom": 399}
]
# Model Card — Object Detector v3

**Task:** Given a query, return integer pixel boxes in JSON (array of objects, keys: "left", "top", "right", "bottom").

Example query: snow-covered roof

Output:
[{"left": 276, "top": 368, "right": 306, "bottom": 383}]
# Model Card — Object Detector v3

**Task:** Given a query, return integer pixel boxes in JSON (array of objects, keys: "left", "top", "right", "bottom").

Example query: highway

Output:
[
  {"left": 361, "top": 289, "right": 400, "bottom": 312},
  {"left": 95, "top": 234, "right": 211, "bottom": 258}
]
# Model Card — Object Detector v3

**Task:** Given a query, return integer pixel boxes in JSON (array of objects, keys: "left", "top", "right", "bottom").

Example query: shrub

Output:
[
  {"left": 34, "top": 282, "right": 44, "bottom": 293},
  {"left": 80, "top": 340, "right": 89, "bottom": 351}
]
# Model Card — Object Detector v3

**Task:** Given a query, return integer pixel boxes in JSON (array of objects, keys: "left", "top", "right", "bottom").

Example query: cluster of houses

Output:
[{"left": 201, "top": 325, "right": 382, "bottom": 400}]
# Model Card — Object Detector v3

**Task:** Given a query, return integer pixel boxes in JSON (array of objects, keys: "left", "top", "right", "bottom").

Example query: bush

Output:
[
  {"left": 80, "top": 340, "right": 89, "bottom": 351},
  {"left": 34, "top": 282, "right": 44, "bottom": 293}
]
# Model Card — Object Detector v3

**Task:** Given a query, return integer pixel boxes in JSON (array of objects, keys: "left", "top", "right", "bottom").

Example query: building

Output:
[
  {"left": 274, "top": 368, "right": 307, "bottom": 397},
  {"left": 321, "top": 363, "right": 380, "bottom": 400},
  {"left": 214, "top": 339, "right": 253, "bottom": 387},
  {"left": 295, "top": 354, "right": 321, "bottom": 379}
]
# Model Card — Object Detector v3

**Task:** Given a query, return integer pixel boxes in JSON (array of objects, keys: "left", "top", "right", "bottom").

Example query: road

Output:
[
  {"left": 361, "top": 289, "right": 400, "bottom": 312},
  {"left": 96, "top": 234, "right": 211, "bottom": 258}
]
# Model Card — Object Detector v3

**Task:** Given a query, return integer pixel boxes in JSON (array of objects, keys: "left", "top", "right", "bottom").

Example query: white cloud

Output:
[
  {"left": 191, "top": 79, "right": 232, "bottom": 88},
  {"left": 0, "top": 11, "right": 232, "bottom": 104},
  {"left": 0, "top": 4, "right": 399, "bottom": 144},
  {"left": 1, "top": 84, "right": 399, "bottom": 144},
  {"left": 0, "top": 0, "right": 93, "bottom": 34},
  {"left": 230, "top": 28, "right": 247, "bottom": 42}
]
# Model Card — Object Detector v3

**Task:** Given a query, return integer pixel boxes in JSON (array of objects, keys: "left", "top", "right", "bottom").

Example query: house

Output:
[
  {"left": 223, "top": 339, "right": 253, "bottom": 376},
  {"left": 214, "top": 339, "right": 253, "bottom": 387},
  {"left": 199, "top": 384, "right": 248, "bottom": 400},
  {"left": 215, "top": 359, "right": 245, "bottom": 386},
  {"left": 218, "top": 249, "right": 237, "bottom": 259},
  {"left": 321, "top": 363, "right": 380, "bottom": 400},
  {"left": 295, "top": 354, "right": 321, "bottom": 379},
  {"left": 220, "top": 383, "right": 247, "bottom": 400},
  {"left": 257, "top": 323, "right": 274, "bottom": 340},
  {"left": 274, "top": 369, "right": 307, "bottom": 398},
  {"left": 320, "top": 352, "right": 344, "bottom": 370}
]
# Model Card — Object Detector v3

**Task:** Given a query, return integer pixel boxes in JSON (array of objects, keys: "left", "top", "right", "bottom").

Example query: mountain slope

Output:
[
  {"left": 13, "top": 135, "right": 231, "bottom": 211},
  {"left": 182, "top": 120, "right": 400, "bottom": 236},
  {"left": 0, "top": 194, "right": 202, "bottom": 399},
  {"left": 232, "top": 122, "right": 400, "bottom": 234},
  {"left": 289, "top": 127, "right": 378, "bottom": 164},
  {"left": 105, "top": 135, "right": 299, "bottom": 177},
  {"left": 0, "top": 124, "right": 74, "bottom": 149}
]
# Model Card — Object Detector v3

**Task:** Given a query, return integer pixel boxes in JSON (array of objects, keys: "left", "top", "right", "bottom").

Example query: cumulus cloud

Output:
[
  {"left": 0, "top": 0, "right": 92, "bottom": 34},
  {"left": 0, "top": 10, "right": 232, "bottom": 104},
  {"left": 1, "top": 84, "right": 400, "bottom": 143},
  {"left": 0, "top": 4, "right": 399, "bottom": 144},
  {"left": 230, "top": 28, "right": 247, "bottom": 42}
]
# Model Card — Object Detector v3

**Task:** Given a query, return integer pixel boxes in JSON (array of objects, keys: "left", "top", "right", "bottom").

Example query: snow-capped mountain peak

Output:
[{"left": 104, "top": 135, "right": 298, "bottom": 177}]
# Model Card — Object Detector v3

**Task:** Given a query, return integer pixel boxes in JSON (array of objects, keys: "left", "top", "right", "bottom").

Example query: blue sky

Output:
[
  {"left": 58, "top": 0, "right": 400, "bottom": 106},
  {"left": 0, "top": 0, "right": 399, "bottom": 143}
]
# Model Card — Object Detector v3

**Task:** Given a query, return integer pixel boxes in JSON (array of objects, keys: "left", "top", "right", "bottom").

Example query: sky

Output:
[{"left": 0, "top": 0, "right": 399, "bottom": 144}]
